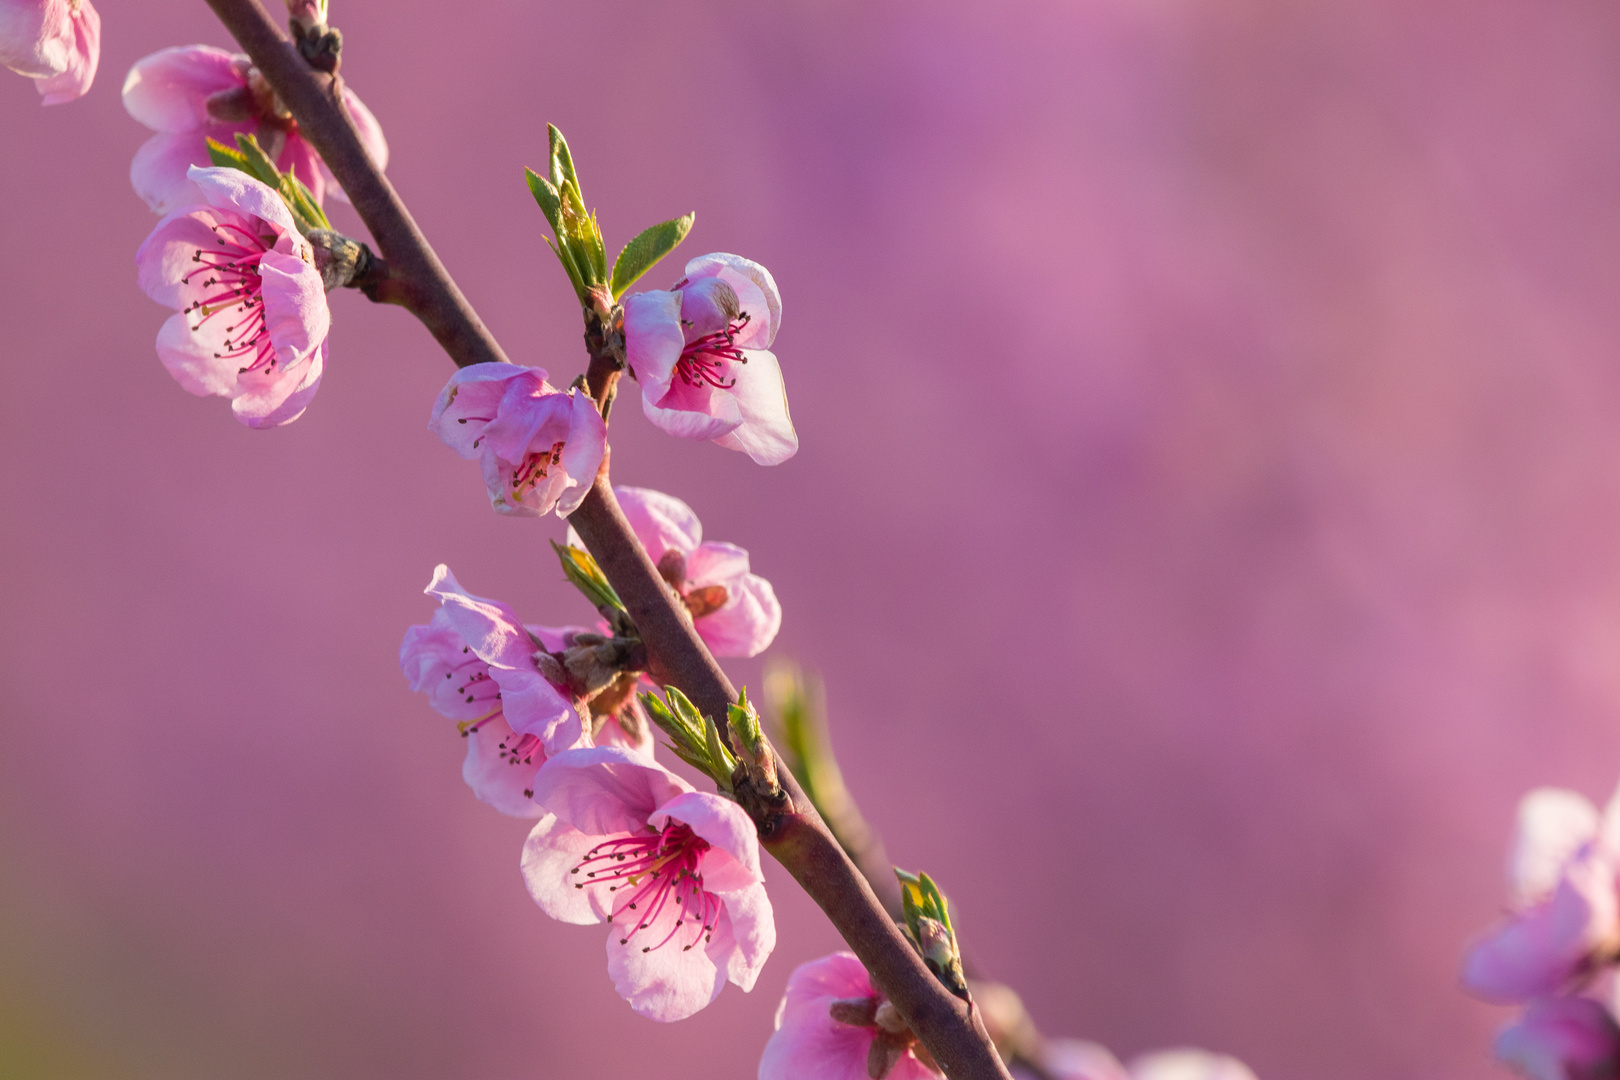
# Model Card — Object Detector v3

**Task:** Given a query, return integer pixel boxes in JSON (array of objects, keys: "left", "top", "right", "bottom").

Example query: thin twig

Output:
[{"left": 202, "top": 3, "right": 1013, "bottom": 1076}]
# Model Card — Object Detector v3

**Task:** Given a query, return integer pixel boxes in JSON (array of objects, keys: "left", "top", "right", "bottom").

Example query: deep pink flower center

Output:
[
  {"left": 676, "top": 312, "right": 751, "bottom": 390},
  {"left": 570, "top": 822, "right": 718, "bottom": 954},
  {"left": 510, "top": 441, "right": 566, "bottom": 497},
  {"left": 181, "top": 222, "right": 278, "bottom": 375}
]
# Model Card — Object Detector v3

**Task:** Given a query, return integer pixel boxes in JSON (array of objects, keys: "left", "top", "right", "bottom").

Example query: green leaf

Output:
[
  {"left": 525, "top": 167, "right": 562, "bottom": 234},
  {"left": 611, "top": 214, "right": 694, "bottom": 299},
  {"left": 232, "top": 132, "right": 284, "bottom": 188},
  {"left": 548, "top": 124, "right": 578, "bottom": 193},
  {"left": 205, "top": 137, "right": 252, "bottom": 172},
  {"left": 551, "top": 541, "right": 624, "bottom": 614}
]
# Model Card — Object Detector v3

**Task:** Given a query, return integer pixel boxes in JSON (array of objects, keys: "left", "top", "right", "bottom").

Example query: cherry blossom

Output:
[
  {"left": 568, "top": 485, "right": 780, "bottom": 658},
  {"left": 1463, "top": 785, "right": 1620, "bottom": 1003},
  {"left": 1030, "top": 1041, "right": 1260, "bottom": 1080},
  {"left": 122, "top": 44, "right": 387, "bottom": 214},
  {"left": 1495, "top": 997, "right": 1620, "bottom": 1080},
  {"left": 0, "top": 0, "right": 97, "bottom": 103},
  {"left": 136, "top": 165, "right": 328, "bottom": 428},
  {"left": 758, "top": 951, "right": 940, "bottom": 1080},
  {"left": 430, "top": 363, "right": 607, "bottom": 518},
  {"left": 622, "top": 253, "right": 797, "bottom": 465},
  {"left": 521, "top": 746, "right": 774, "bottom": 1021}
]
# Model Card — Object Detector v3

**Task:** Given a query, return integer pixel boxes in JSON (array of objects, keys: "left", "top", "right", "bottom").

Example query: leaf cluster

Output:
[{"left": 642, "top": 686, "right": 738, "bottom": 796}]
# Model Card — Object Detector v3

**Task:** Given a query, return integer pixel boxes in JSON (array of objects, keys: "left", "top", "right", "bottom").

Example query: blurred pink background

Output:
[{"left": 6, "top": 0, "right": 1620, "bottom": 1077}]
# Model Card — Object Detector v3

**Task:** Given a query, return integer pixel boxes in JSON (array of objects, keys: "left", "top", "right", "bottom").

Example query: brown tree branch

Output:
[{"left": 202, "top": 3, "right": 1012, "bottom": 1076}]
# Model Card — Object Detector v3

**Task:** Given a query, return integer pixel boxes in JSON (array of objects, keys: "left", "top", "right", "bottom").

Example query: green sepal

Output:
[
  {"left": 204, "top": 134, "right": 331, "bottom": 235},
  {"left": 550, "top": 541, "right": 625, "bottom": 615},
  {"left": 611, "top": 213, "right": 695, "bottom": 299}
]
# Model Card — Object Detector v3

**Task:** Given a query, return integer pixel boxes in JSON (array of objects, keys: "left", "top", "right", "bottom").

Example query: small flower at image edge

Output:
[
  {"left": 1495, "top": 997, "right": 1620, "bottom": 1080},
  {"left": 400, "top": 566, "right": 592, "bottom": 817},
  {"left": 430, "top": 363, "right": 607, "bottom": 518},
  {"left": 759, "top": 951, "right": 940, "bottom": 1080},
  {"left": 623, "top": 253, "right": 797, "bottom": 466},
  {"left": 567, "top": 485, "right": 780, "bottom": 658},
  {"left": 122, "top": 43, "right": 387, "bottom": 214},
  {"left": 136, "top": 165, "right": 328, "bottom": 428},
  {"left": 522, "top": 746, "right": 775, "bottom": 1021},
  {"left": 0, "top": 0, "right": 98, "bottom": 104},
  {"left": 1463, "top": 784, "right": 1620, "bottom": 1003}
]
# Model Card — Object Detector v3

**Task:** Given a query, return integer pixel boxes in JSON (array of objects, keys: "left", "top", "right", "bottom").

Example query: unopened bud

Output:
[
  {"left": 727, "top": 688, "right": 780, "bottom": 798},
  {"left": 285, "top": 0, "right": 328, "bottom": 31},
  {"left": 916, "top": 916, "right": 967, "bottom": 996}
]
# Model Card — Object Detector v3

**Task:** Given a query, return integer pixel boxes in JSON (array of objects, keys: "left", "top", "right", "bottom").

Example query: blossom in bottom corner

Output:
[
  {"left": 1, "top": 0, "right": 99, "bottom": 104},
  {"left": 1031, "top": 1041, "right": 1259, "bottom": 1080},
  {"left": 758, "top": 951, "right": 941, "bottom": 1080},
  {"left": 136, "top": 165, "right": 329, "bottom": 428},
  {"left": 399, "top": 565, "right": 586, "bottom": 816},
  {"left": 521, "top": 745, "right": 774, "bottom": 1021},
  {"left": 1496, "top": 997, "right": 1620, "bottom": 1080}
]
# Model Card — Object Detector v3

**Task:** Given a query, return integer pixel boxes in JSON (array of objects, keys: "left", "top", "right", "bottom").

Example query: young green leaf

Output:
[
  {"left": 611, "top": 213, "right": 695, "bottom": 299},
  {"left": 525, "top": 167, "right": 563, "bottom": 234},
  {"left": 548, "top": 123, "right": 578, "bottom": 193},
  {"left": 205, "top": 137, "right": 252, "bottom": 172},
  {"left": 550, "top": 541, "right": 625, "bottom": 614},
  {"left": 232, "top": 132, "right": 285, "bottom": 188}
]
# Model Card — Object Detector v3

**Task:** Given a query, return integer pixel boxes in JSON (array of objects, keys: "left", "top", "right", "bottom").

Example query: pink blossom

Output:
[
  {"left": 0, "top": 0, "right": 97, "bottom": 103},
  {"left": 122, "top": 44, "right": 387, "bottom": 214},
  {"left": 136, "top": 165, "right": 328, "bottom": 428},
  {"left": 622, "top": 253, "right": 797, "bottom": 465},
  {"left": 521, "top": 746, "right": 775, "bottom": 1021},
  {"left": 1036, "top": 1041, "right": 1129, "bottom": 1080},
  {"left": 568, "top": 485, "right": 781, "bottom": 658},
  {"left": 1495, "top": 997, "right": 1620, "bottom": 1080},
  {"left": 758, "top": 951, "right": 940, "bottom": 1080},
  {"left": 1125, "top": 1052, "right": 1260, "bottom": 1080},
  {"left": 1464, "top": 786, "right": 1620, "bottom": 1003},
  {"left": 430, "top": 363, "right": 607, "bottom": 518}
]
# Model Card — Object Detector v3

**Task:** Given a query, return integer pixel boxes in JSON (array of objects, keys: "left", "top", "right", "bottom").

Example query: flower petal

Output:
[
  {"left": 462, "top": 713, "right": 545, "bottom": 818},
  {"left": 759, "top": 953, "right": 878, "bottom": 1080},
  {"left": 623, "top": 290, "right": 684, "bottom": 386},
  {"left": 422, "top": 564, "right": 539, "bottom": 672},
  {"left": 399, "top": 611, "right": 496, "bottom": 721},
  {"left": 259, "top": 248, "right": 330, "bottom": 366},
  {"left": 695, "top": 568, "right": 781, "bottom": 660},
  {"left": 522, "top": 811, "right": 614, "bottom": 924},
  {"left": 35, "top": 0, "right": 96, "bottom": 105},
  {"left": 1043, "top": 1040, "right": 1130, "bottom": 1080},
  {"left": 320, "top": 86, "right": 389, "bottom": 202},
  {"left": 1127, "top": 1051, "right": 1259, "bottom": 1080},
  {"left": 555, "top": 390, "right": 607, "bottom": 517},
  {"left": 605, "top": 894, "right": 727, "bottom": 1021},
  {"left": 713, "top": 880, "right": 775, "bottom": 992},
  {"left": 1513, "top": 788, "right": 1601, "bottom": 907},
  {"left": 154, "top": 309, "right": 240, "bottom": 398},
  {"left": 121, "top": 44, "right": 244, "bottom": 133},
  {"left": 187, "top": 165, "right": 301, "bottom": 239},
  {"left": 529, "top": 746, "right": 692, "bottom": 838},
  {"left": 712, "top": 349, "right": 798, "bottom": 465},
  {"left": 490, "top": 665, "right": 583, "bottom": 757},
  {"left": 429, "top": 363, "right": 541, "bottom": 459},
  {"left": 642, "top": 374, "right": 744, "bottom": 442},
  {"left": 653, "top": 791, "right": 765, "bottom": 893},
  {"left": 233, "top": 339, "right": 324, "bottom": 428},
  {"left": 1496, "top": 997, "right": 1620, "bottom": 1080},
  {"left": 684, "top": 253, "right": 781, "bottom": 347},
  {"left": 130, "top": 129, "right": 229, "bottom": 215},
  {"left": 0, "top": 0, "right": 66, "bottom": 79},
  {"left": 612, "top": 486, "right": 703, "bottom": 560}
]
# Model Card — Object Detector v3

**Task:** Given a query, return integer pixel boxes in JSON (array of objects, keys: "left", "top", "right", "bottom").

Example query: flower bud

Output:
[{"left": 728, "top": 688, "right": 781, "bottom": 798}]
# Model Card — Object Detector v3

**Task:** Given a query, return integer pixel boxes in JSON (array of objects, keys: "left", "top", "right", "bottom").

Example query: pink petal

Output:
[
  {"left": 713, "top": 880, "right": 775, "bottom": 992},
  {"left": 1496, "top": 997, "right": 1620, "bottom": 1080},
  {"left": 259, "top": 249, "right": 329, "bottom": 360},
  {"left": 760, "top": 953, "right": 880, "bottom": 1080},
  {"left": 595, "top": 698, "right": 658, "bottom": 758},
  {"left": 529, "top": 746, "right": 691, "bottom": 839},
  {"left": 188, "top": 165, "right": 301, "bottom": 239},
  {"left": 1463, "top": 848, "right": 1619, "bottom": 1002},
  {"left": 399, "top": 611, "right": 494, "bottom": 721},
  {"left": 489, "top": 665, "right": 582, "bottom": 757},
  {"left": 136, "top": 205, "right": 247, "bottom": 310},
  {"left": 131, "top": 129, "right": 233, "bottom": 215},
  {"left": 695, "top": 569, "right": 781, "bottom": 660},
  {"left": 1127, "top": 1052, "right": 1259, "bottom": 1080},
  {"left": 521, "top": 812, "right": 614, "bottom": 925},
  {"left": 653, "top": 791, "right": 765, "bottom": 893},
  {"left": 612, "top": 486, "right": 703, "bottom": 560},
  {"left": 154, "top": 309, "right": 239, "bottom": 398},
  {"left": 642, "top": 374, "right": 744, "bottom": 442},
  {"left": 34, "top": 0, "right": 96, "bottom": 105},
  {"left": 1043, "top": 1040, "right": 1130, "bottom": 1080},
  {"left": 482, "top": 374, "right": 569, "bottom": 464},
  {"left": 461, "top": 713, "right": 545, "bottom": 819},
  {"left": 429, "top": 363, "right": 538, "bottom": 459},
  {"left": 422, "top": 564, "right": 539, "bottom": 672},
  {"left": 0, "top": 0, "right": 67, "bottom": 79},
  {"left": 233, "top": 339, "right": 324, "bottom": 428},
  {"left": 712, "top": 349, "right": 798, "bottom": 465},
  {"left": 555, "top": 390, "right": 607, "bottom": 517},
  {"left": 121, "top": 44, "right": 244, "bottom": 133},
  {"left": 684, "top": 252, "right": 781, "bottom": 347},
  {"left": 605, "top": 893, "right": 727, "bottom": 1021},
  {"left": 1513, "top": 789, "right": 1601, "bottom": 907},
  {"left": 623, "top": 290, "right": 683, "bottom": 385}
]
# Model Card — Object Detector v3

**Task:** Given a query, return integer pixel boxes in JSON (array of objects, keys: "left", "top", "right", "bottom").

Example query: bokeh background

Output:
[{"left": 5, "top": 0, "right": 1620, "bottom": 1077}]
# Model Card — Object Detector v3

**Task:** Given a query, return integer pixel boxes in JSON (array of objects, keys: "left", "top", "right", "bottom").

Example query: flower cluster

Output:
[{"left": 1462, "top": 782, "right": 1620, "bottom": 1080}]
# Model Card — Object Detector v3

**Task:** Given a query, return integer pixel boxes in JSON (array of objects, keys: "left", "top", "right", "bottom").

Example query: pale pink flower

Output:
[
  {"left": 1496, "top": 997, "right": 1620, "bottom": 1080},
  {"left": 1036, "top": 1041, "right": 1129, "bottom": 1080},
  {"left": 136, "top": 165, "right": 328, "bottom": 428},
  {"left": 122, "top": 44, "right": 387, "bottom": 214},
  {"left": 1, "top": 0, "right": 97, "bottom": 103},
  {"left": 1464, "top": 786, "right": 1620, "bottom": 1003},
  {"left": 568, "top": 485, "right": 780, "bottom": 658},
  {"left": 758, "top": 951, "right": 940, "bottom": 1080},
  {"left": 430, "top": 363, "right": 607, "bottom": 518},
  {"left": 1125, "top": 1051, "right": 1260, "bottom": 1080},
  {"left": 622, "top": 253, "right": 797, "bottom": 465},
  {"left": 521, "top": 745, "right": 775, "bottom": 1021}
]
